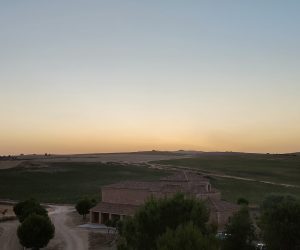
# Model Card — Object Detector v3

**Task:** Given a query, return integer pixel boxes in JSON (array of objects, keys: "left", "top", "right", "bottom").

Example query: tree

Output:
[
  {"left": 156, "top": 222, "right": 218, "bottom": 250},
  {"left": 91, "top": 198, "right": 97, "bottom": 207},
  {"left": 13, "top": 199, "right": 48, "bottom": 222},
  {"left": 75, "top": 198, "right": 94, "bottom": 219},
  {"left": 260, "top": 195, "right": 300, "bottom": 250},
  {"left": 237, "top": 197, "right": 249, "bottom": 206},
  {"left": 222, "top": 206, "right": 255, "bottom": 250},
  {"left": 260, "top": 194, "right": 296, "bottom": 212},
  {"left": 118, "top": 193, "right": 214, "bottom": 250},
  {"left": 17, "top": 214, "right": 55, "bottom": 250}
]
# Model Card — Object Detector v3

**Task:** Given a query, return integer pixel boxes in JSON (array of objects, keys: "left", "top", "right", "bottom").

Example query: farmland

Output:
[
  {"left": 153, "top": 153, "right": 300, "bottom": 185},
  {"left": 0, "top": 152, "right": 299, "bottom": 205},
  {"left": 0, "top": 161, "right": 167, "bottom": 203},
  {"left": 153, "top": 152, "right": 300, "bottom": 204}
]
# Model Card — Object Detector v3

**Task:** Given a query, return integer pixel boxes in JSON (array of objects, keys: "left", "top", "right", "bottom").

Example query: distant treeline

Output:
[{"left": 0, "top": 155, "right": 18, "bottom": 160}]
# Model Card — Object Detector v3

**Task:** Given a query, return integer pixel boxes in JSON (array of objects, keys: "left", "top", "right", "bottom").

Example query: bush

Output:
[
  {"left": 118, "top": 193, "right": 214, "bottom": 250},
  {"left": 17, "top": 214, "right": 55, "bottom": 250},
  {"left": 237, "top": 198, "right": 249, "bottom": 205},
  {"left": 13, "top": 199, "right": 48, "bottom": 222},
  {"left": 75, "top": 198, "right": 95, "bottom": 219},
  {"left": 222, "top": 206, "right": 255, "bottom": 250},
  {"left": 157, "top": 222, "right": 218, "bottom": 250},
  {"left": 260, "top": 195, "right": 300, "bottom": 250}
]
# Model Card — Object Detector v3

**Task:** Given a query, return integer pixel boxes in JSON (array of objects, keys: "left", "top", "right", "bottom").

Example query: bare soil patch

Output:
[
  {"left": 0, "top": 204, "right": 16, "bottom": 222},
  {"left": 66, "top": 210, "right": 117, "bottom": 250},
  {"left": 0, "top": 161, "right": 22, "bottom": 170},
  {"left": 89, "top": 231, "right": 117, "bottom": 250},
  {"left": 66, "top": 211, "right": 88, "bottom": 227}
]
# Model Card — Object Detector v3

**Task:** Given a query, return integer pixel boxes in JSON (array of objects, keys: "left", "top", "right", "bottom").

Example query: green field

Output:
[
  {"left": 154, "top": 153, "right": 300, "bottom": 186},
  {"left": 1, "top": 153, "right": 300, "bottom": 205},
  {"left": 154, "top": 153, "right": 300, "bottom": 204},
  {"left": 0, "top": 162, "right": 168, "bottom": 203},
  {"left": 210, "top": 176, "right": 300, "bottom": 204}
]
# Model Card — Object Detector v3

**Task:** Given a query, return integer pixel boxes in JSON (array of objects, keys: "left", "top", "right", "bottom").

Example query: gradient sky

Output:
[{"left": 1, "top": 1, "right": 300, "bottom": 155}]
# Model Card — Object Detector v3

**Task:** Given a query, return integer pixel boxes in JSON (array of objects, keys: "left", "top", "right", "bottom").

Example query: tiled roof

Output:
[
  {"left": 103, "top": 181, "right": 162, "bottom": 191},
  {"left": 207, "top": 199, "right": 239, "bottom": 212},
  {"left": 103, "top": 172, "right": 209, "bottom": 191},
  {"left": 102, "top": 172, "right": 215, "bottom": 198},
  {"left": 103, "top": 181, "right": 211, "bottom": 195},
  {"left": 161, "top": 184, "right": 185, "bottom": 193},
  {"left": 160, "top": 172, "right": 209, "bottom": 182},
  {"left": 191, "top": 185, "right": 210, "bottom": 193},
  {"left": 91, "top": 202, "right": 139, "bottom": 216},
  {"left": 91, "top": 199, "right": 238, "bottom": 216}
]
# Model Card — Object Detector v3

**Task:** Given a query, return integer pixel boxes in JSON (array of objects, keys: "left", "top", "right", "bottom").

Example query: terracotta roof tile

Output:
[
  {"left": 91, "top": 202, "right": 139, "bottom": 216},
  {"left": 207, "top": 199, "right": 240, "bottom": 212},
  {"left": 103, "top": 181, "right": 162, "bottom": 191},
  {"left": 160, "top": 172, "right": 209, "bottom": 182}
]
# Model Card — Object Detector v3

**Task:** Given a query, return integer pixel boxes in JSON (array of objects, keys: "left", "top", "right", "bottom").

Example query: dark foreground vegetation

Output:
[
  {"left": 117, "top": 193, "right": 219, "bottom": 250},
  {"left": 116, "top": 193, "right": 300, "bottom": 250}
]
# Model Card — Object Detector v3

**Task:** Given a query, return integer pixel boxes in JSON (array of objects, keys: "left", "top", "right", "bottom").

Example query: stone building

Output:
[{"left": 90, "top": 172, "right": 238, "bottom": 229}]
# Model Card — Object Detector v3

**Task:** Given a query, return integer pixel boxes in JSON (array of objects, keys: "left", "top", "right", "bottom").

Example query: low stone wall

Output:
[
  {"left": 0, "top": 215, "right": 16, "bottom": 222},
  {"left": 0, "top": 201, "right": 17, "bottom": 222}
]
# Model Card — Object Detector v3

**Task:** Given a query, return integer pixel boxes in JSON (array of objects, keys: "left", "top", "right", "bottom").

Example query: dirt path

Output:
[
  {"left": 0, "top": 205, "right": 88, "bottom": 250},
  {"left": 48, "top": 205, "right": 88, "bottom": 250},
  {"left": 0, "top": 160, "right": 22, "bottom": 170},
  {"left": 0, "top": 220, "right": 21, "bottom": 250}
]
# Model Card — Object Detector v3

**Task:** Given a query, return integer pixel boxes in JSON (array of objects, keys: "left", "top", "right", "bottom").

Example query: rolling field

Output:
[
  {"left": 210, "top": 176, "right": 300, "bottom": 204},
  {"left": 0, "top": 161, "right": 168, "bottom": 203},
  {"left": 154, "top": 153, "right": 300, "bottom": 185},
  {"left": 153, "top": 153, "right": 300, "bottom": 204},
  {"left": 1, "top": 152, "right": 300, "bottom": 205}
]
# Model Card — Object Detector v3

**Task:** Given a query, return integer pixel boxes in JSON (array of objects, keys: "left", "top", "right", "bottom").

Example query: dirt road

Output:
[
  {"left": 0, "top": 220, "right": 21, "bottom": 250},
  {"left": 49, "top": 205, "right": 88, "bottom": 250},
  {"left": 0, "top": 205, "right": 88, "bottom": 250}
]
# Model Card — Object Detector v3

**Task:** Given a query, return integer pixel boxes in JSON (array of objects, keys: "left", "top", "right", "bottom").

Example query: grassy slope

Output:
[
  {"left": 210, "top": 177, "right": 300, "bottom": 204},
  {"left": 154, "top": 153, "right": 300, "bottom": 185},
  {"left": 0, "top": 162, "right": 167, "bottom": 203},
  {"left": 1, "top": 153, "right": 300, "bottom": 205},
  {"left": 154, "top": 153, "right": 300, "bottom": 204}
]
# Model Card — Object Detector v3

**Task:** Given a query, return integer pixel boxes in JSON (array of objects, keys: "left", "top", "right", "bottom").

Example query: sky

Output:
[{"left": 1, "top": 0, "right": 300, "bottom": 155}]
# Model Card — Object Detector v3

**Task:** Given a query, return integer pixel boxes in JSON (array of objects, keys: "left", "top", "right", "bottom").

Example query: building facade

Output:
[{"left": 90, "top": 172, "right": 238, "bottom": 229}]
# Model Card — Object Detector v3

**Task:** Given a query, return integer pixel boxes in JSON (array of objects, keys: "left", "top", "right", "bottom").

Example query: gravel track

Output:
[{"left": 0, "top": 205, "right": 88, "bottom": 250}]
